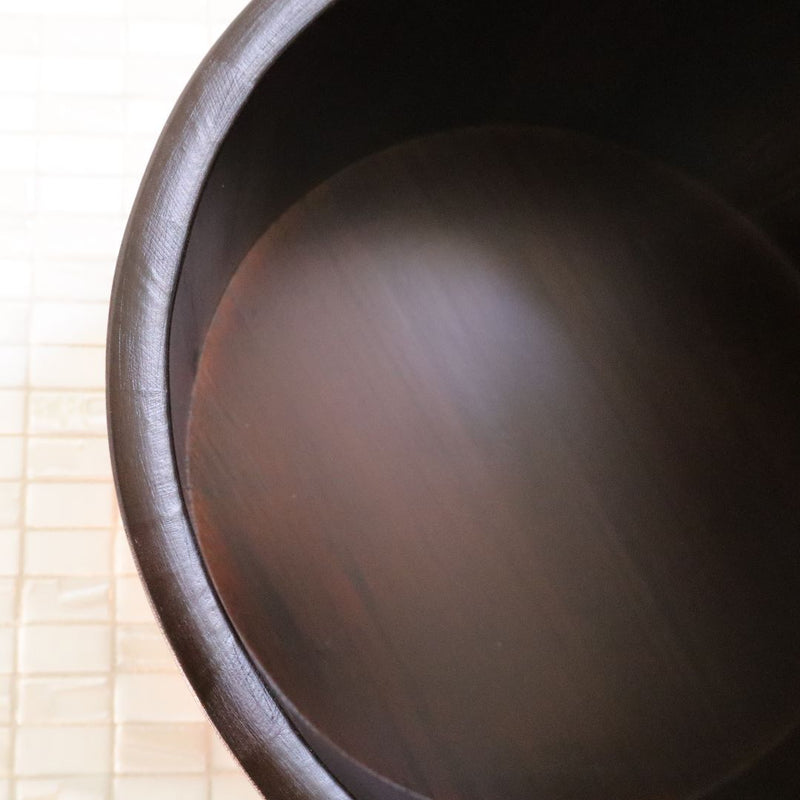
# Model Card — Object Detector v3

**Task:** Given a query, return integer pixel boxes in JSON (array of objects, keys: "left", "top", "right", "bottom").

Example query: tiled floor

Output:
[{"left": 0, "top": 1, "right": 263, "bottom": 797}]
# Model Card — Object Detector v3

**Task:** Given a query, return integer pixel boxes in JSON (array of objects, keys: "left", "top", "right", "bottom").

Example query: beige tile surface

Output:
[
  {"left": 18, "top": 625, "right": 112, "bottom": 675},
  {"left": 114, "top": 724, "right": 207, "bottom": 774},
  {"left": 16, "top": 676, "right": 112, "bottom": 725},
  {"left": 0, "top": 2, "right": 264, "bottom": 795},
  {"left": 14, "top": 726, "right": 112, "bottom": 776},
  {"left": 114, "top": 776, "right": 206, "bottom": 800},
  {"left": 24, "top": 530, "right": 110, "bottom": 577}
]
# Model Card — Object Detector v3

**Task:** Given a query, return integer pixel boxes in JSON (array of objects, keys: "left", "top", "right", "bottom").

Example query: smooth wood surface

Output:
[{"left": 186, "top": 126, "right": 800, "bottom": 800}]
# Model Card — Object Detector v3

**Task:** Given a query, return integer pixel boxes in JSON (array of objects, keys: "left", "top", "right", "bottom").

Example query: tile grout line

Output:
[{"left": 6, "top": 11, "right": 44, "bottom": 798}]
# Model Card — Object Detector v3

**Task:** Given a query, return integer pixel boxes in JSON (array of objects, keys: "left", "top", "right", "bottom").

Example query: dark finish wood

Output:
[
  {"left": 186, "top": 126, "right": 800, "bottom": 800},
  {"left": 107, "top": 1, "right": 800, "bottom": 799},
  {"left": 170, "top": 0, "right": 800, "bottom": 483}
]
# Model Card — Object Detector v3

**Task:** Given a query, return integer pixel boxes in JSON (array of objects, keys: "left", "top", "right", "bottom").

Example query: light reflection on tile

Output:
[
  {"left": 114, "top": 673, "right": 204, "bottom": 723},
  {"left": 21, "top": 578, "right": 111, "bottom": 623},
  {"left": 26, "top": 438, "right": 112, "bottom": 481},
  {"left": 15, "top": 723, "right": 111, "bottom": 773},
  {"left": 0, "top": 676, "right": 10, "bottom": 724},
  {"left": 0, "top": 484, "right": 21, "bottom": 528},
  {"left": 17, "top": 676, "right": 112, "bottom": 724},
  {"left": 115, "top": 625, "right": 176, "bottom": 673},
  {"left": 0, "top": 393, "right": 25, "bottom": 434},
  {"left": 24, "top": 530, "right": 110, "bottom": 576},
  {"left": 0, "top": 530, "right": 18, "bottom": 576},
  {"left": 18, "top": 625, "right": 111, "bottom": 674},
  {"left": 114, "top": 576, "right": 155, "bottom": 625},
  {"left": 26, "top": 483, "right": 113, "bottom": 530},
  {"left": 114, "top": 723, "right": 207, "bottom": 774}
]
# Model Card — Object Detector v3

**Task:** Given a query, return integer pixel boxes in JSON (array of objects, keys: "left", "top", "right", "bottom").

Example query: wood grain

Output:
[{"left": 186, "top": 126, "right": 800, "bottom": 800}]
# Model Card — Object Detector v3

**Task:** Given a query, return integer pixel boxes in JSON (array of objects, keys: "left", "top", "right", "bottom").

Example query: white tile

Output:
[
  {"left": 39, "top": 94, "right": 124, "bottom": 135},
  {"left": 34, "top": 215, "right": 125, "bottom": 260},
  {"left": 0, "top": 579, "right": 14, "bottom": 623},
  {"left": 0, "top": 135, "right": 36, "bottom": 171},
  {"left": 18, "top": 624, "right": 111, "bottom": 673},
  {"left": 0, "top": 628, "right": 12, "bottom": 673},
  {"left": 41, "top": 56, "right": 124, "bottom": 95},
  {"left": 207, "top": 16, "right": 236, "bottom": 42},
  {"left": 0, "top": 303, "right": 29, "bottom": 345},
  {"left": 16, "top": 776, "right": 107, "bottom": 800},
  {"left": 208, "top": 0, "right": 247, "bottom": 21},
  {"left": 210, "top": 773, "right": 262, "bottom": 800},
  {"left": 0, "top": 17, "right": 40, "bottom": 54},
  {"left": 33, "top": 263, "right": 114, "bottom": 303},
  {"left": 27, "top": 438, "right": 111, "bottom": 480},
  {"left": 113, "top": 528, "right": 136, "bottom": 575},
  {"left": 0, "top": 437, "right": 23, "bottom": 479},
  {"left": 0, "top": 675, "right": 10, "bottom": 723},
  {"left": 123, "top": 135, "right": 159, "bottom": 179},
  {"left": 0, "top": 262, "right": 32, "bottom": 299},
  {"left": 22, "top": 578, "right": 111, "bottom": 623},
  {"left": 114, "top": 723, "right": 206, "bottom": 773},
  {"left": 30, "top": 346, "right": 105, "bottom": 389},
  {"left": 24, "top": 529, "right": 110, "bottom": 576},
  {"left": 28, "top": 391, "right": 107, "bottom": 436},
  {"left": 30, "top": 303, "right": 108, "bottom": 347},
  {"left": 114, "top": 776, "right": 205, "bottom": 800},
  {"left": 128, "top": 20, "right": 208, "bottom": 57},
  {"left": 42, "top": 17, "right": 126, "bottom": 55},
  {"left": 0, "top": 727, "right": 9, "bottom": 778},
  {"left": 125, "top": 56, "right": 198, "bottom": 99},
  {"left": 210, "top": 730, "right": 239, "bottom": 772},
  {"left": 15, "top": 726, "right": 111, "bottom": 776},
  {"left": 38, "top": 136, "right": 125, "bottom": 177},
  {"left": 26, "top": 482, "right": 113, "bottom": 529},
  {"left": 17, "top": 676, "right": 112, "bottom": 724},
  {"left": 122, "top": 177, "right": 141, "bottom": 217},
  {"left": 0, "top": 392, "right": 25, "bottom": 434},
  {"left": 0, "top": 530, "right": 19, "bottom": 576},
  {"left": 124, "top": 97, "right": 174, "bottom": 135},
  {"left": 0, "top": 217, "right": 34, "bottom": 259},
  {"left": 115, "top": 625, "right": 176, "bottom": 673},
  {"left": 0, "top": 346, "right": 27, "bottom": 387},
  {"left": 124, "top": 0, "right": 202, "bottom": 17},
  {"left": 40, "top": 0, "right": 124, "bottom": 12},
  {"left": 115, "top": 575, "right": 154, "bottom": 624},
  {"left": 0, "top": 173, "right": 35, "bottom": 214},
  {"left": 115, "top": 673, "right": 203, "bottom": 723},
  {"left": 39, "top": 175, "right": 123, "bottom": 216},
  {"left": 0, "top": 56, "right": 38, "bottom": 93},
  {"left": 0, "top": 483, "right": 21, "bottom": 527},
  {"left": 0, "top": 95, "right": 37, "bottom": 133}
]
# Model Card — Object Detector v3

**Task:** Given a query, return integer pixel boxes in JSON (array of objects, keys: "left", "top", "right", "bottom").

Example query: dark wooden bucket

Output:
[{"left": 108, "top": 2, "right": 800, "bottom": 799}]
